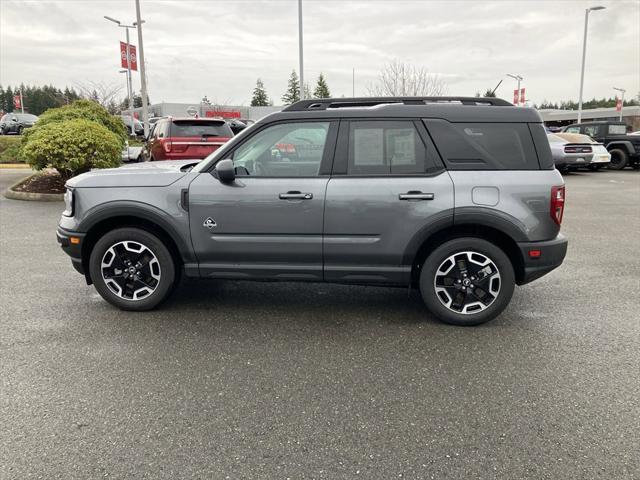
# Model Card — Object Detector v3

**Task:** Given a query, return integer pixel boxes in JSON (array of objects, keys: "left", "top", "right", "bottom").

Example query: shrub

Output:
[
  {"left": 0, "top": 136, "right": 24, "bottom": 163},
  {"left": 21, "top": 119, "right": 122, "bottom": 180},
  {"left": 26, "top": 99, "right": 127, "bottom": 142}
]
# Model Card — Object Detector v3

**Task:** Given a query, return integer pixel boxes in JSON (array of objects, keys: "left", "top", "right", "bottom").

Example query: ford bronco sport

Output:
[{"left": 57, "top": 97, "right": 568, "bottom": 326}]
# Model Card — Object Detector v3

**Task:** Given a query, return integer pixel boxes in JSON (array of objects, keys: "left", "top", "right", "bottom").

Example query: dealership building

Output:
[{"left": 132, "top": 102, "right": 640, "bottom": 131}]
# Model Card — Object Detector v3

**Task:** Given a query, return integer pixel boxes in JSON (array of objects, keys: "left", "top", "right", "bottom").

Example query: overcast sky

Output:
[{"left": 1, "top": 0, "right": 638, "bottom": 106}]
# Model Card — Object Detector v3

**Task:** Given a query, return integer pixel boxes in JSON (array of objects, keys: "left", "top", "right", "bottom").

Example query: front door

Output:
[{"left": 188, "top": 120, "right": 337, "bottom": 281}]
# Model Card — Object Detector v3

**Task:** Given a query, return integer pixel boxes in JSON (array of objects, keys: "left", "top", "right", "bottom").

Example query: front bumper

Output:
[
  {"left": 517, "top": 233, "right": 568, "bottom": 285},
  {"left": 56, "top": 226, "right": 86, "bottom": 275}
]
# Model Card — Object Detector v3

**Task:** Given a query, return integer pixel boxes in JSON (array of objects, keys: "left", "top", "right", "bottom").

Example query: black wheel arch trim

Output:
[
  {"left": 606, "top": 141, "right": 635, "bottom": 155},
  {"left": 77, "top": 201, "right": 196, "bottom": 263},
  {"left": 453, "top": 207, "right": 530, "bottom": 242}
]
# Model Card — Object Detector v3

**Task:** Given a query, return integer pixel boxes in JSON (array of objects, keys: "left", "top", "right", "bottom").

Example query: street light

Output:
[
  {"left": 613, "top": 87, "right": 626, "bottom": 121},
  {"left": 506, "top": 73, "right": 523, "bottom": 106},
  {"left": 104, "top": 15, "right": 135, "bottom": 134},
  {"left": 577, "top": 5, "right": 606, "bottom": 123}
]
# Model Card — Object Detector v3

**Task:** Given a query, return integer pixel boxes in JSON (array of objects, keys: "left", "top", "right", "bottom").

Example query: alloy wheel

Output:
[
  {"left": 434, "top": 251, "right": 501, "bottom": 314},
  {"left": 101, "top": 241, "right": 161, "bottom": 301}
]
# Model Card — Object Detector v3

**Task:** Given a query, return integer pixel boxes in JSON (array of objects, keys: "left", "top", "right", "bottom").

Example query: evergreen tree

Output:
[
  {"left": 281, "top": 70, "right": 300, "bottom": 105},
  {"left": 313, "top": 73, "right": 331, "bottom": 98},
  {"left": 251, "top": 78, "right": 270, "bottom": 106}
]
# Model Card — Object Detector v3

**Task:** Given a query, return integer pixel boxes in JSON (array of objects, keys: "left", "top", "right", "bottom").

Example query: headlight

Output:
[{"left": 62, "top": 188, "right": 74, "bottom": 217}]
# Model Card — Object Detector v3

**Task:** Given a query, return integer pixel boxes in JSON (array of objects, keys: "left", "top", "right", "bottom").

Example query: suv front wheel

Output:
[
  {"left": 89, "top": 228, "right": 176, "bottom": 311},
  {"left": 419, "top": 238, "right": 515, "bottom": 326}
]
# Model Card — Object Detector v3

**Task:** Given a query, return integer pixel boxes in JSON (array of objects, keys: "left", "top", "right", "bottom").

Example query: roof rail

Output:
[{"left": 282, "top": 96, "right": 513, "bottom": 111}]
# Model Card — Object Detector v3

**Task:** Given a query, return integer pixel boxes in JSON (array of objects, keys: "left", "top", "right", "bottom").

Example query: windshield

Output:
[{"left": 170, "top": 120, "right": 233, "bottom": 138}]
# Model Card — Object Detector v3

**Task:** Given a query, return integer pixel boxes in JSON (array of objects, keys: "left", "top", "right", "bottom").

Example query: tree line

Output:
[
  {"left": 534, "top": 97, "right": 639, "bottom": 110},
  {"left": 251, "top": 71, "right": 332, "bottom": 106},
  {"left": 0, "top": 84, "right": 81, "bottom": 116}
]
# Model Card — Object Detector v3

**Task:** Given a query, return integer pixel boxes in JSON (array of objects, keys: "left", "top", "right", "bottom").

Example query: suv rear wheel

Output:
[
  {"left": 419, "top": 238, "right": 515, "bottom": 326},
  {"left": 608, "top": 148, "right": 628, "bottom": 170},
  {"left": 89, "top": 228, "right": 176, "bottom": 311}
]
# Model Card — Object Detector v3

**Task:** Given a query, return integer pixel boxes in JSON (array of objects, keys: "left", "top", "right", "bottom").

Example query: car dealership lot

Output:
[{"left": 1, "top": 169, "right": 639, "bottom": 478}]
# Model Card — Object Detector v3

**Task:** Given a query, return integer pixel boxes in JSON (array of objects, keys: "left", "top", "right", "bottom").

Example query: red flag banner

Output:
[
  {"left": 13, "top": 94, "right": 21, "bottom": 109},
  {"left": 513, "top": 89, "right": 519, "bottom": 105},
  {"left": 520, "top": 88, "right": 526, "bottom": 105},
  {"left": 120, "top": 41, "right": 138, "bottom": 71}
]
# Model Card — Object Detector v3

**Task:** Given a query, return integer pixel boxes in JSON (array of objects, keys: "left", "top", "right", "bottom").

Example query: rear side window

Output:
[
  {"left": 348, "top": 121, "right": 427, "bottom": 174},
  {"left": 424, "top": 120, "right": 540, "bottom": 170},
  {"left": 608, "top": 124, "right": 626, "bottom": 135},
  {"left": 170, "top": 121, "right": 233, "bottom": 138}
]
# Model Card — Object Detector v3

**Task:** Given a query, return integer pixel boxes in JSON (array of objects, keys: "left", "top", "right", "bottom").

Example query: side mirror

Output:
[{"left": 215, "top": 159, "right": 235, "bottom": 183}]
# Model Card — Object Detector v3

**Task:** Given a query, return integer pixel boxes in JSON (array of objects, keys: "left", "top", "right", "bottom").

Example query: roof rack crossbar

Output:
[{"left": 282, "top": 96, "right": 512, "bottom": 111}]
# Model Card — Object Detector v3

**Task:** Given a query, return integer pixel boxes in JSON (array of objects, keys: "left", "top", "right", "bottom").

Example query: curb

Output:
[
  {"left": 3, "top": 173, "right": 64, "bottom": 202},
  {"left": 0, "top": 163, "right": 30, "bottom": 169}
]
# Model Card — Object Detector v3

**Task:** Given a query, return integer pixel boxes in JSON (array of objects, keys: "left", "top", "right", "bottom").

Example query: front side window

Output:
[
  {"left": 583, "top": 125, "right": 600, "bottom": 137},
  {"left": 564, "top": 126, "right": 580, "bottom": 134},
  {"left": 348, "top": 121, "right": 426, "bottom": 174},
  {"left": 231, "top": 122, "right": 329, "bottom": 177}
]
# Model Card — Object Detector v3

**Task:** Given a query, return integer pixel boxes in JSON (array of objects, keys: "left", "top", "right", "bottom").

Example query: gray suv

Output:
[{"left": 57, "top": 97, "right": 568, "bottom": 326}]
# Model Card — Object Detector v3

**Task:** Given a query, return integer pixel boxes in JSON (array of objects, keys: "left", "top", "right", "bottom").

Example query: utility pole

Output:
[
  {"left": 135, "top": 0, "right": 149, "bottom": 137},
  {"left": 19, "top": 88, "right": 24, "bottom": 113},
  {"left": 578, "top": 6, "right": 606, "bottom": 123},
  {"left": 298, "top": 0, "right": 304, "bottom": 100},
  {"left": 613, "top": 87, "right": 625, "bottom": 121},
  {"left": 352, "top": 68, "right": 355, "bottom": 97}
]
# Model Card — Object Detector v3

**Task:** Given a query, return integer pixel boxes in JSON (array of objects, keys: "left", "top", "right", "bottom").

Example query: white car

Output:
[{"left": 554, "top": 132, "right": 611, "bottom": 170}]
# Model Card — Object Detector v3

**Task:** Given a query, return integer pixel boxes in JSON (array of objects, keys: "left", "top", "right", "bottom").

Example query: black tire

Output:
[
  {"left": 89, "top": 228, "right": 176, "bottom": 311},
  {"left": 608, "top": 149, "right": 628, "bottom": 170},
  {"left": 419, "top": 237, "right": 515, "bottom": 326},
  {"left": 16, "top": 126, "right": 23, "bottom": 135}
]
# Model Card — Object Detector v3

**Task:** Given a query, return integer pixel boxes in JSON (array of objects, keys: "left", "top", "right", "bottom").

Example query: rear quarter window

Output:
[
  {"left": 424, "top": 120, "right": 541, "bottom": 170},
  {"left": 608, "top": 124, "right": 626, "bottom": 135}
]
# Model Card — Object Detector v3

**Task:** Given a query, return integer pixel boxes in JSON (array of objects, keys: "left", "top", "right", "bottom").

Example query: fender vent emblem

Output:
[{"left": 203, "top": 217, "right": 217, "bottom": 229}]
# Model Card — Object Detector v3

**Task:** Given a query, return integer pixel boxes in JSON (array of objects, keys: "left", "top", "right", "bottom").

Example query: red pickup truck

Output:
[{"left": 145, "top": 117, "right": 233, "bottom": 161}]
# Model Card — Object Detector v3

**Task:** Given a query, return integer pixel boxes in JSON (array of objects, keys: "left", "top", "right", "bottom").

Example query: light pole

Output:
[
  {"left": 134, "top": 0, "right": 149, "bottom": 137},
  {"left": 507, "top": 73, "right": 523, "bottom": 106},
  {"left": 613, "top": 87, "right": 626, "bottom": 121},
  {"left": 577, "top": 5, "right": 606, "bottom": 123},
  {"left": 298, "top": 0, "right": 304, "bottom": 100},
  {"left": 104, "top": 15, "right": 135, "bottom": 134},
  {"left": 119, "top": 69, "right": 131, "bottom": 105}
]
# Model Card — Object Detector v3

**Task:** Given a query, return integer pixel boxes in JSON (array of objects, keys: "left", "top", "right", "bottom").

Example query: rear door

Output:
[
  {"left": 188, "top": 120, "right": 338, "bottom": 280},
  {"left": 323, "top": 120, "right": 454, "bottom": 285}
]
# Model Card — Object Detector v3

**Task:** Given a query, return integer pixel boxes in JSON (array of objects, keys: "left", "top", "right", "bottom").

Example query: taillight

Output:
[
  {"left": 564, "top": 145, "right": 592, "bottom": 153},
  {"left": 550, "top": 185, "right": 565, "bottom": 225},
  {"left": 163, "top": 140, "right": 172, "bottom": 153}
]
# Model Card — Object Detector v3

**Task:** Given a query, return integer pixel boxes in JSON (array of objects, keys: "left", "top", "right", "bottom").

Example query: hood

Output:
[{"left": 67, "top": 159, "right": 201, "bottom": 188}]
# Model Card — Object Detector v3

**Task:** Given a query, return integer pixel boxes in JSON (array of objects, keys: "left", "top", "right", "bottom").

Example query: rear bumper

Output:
[
  {"left": 56, "top": 226, "right": 86, "bottom": 275},
  {"left": 517, "top": 233, "right": 568, "bottom": 285}
]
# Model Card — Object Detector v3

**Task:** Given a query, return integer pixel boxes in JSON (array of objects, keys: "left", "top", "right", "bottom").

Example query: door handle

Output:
[
  {"left": 399, "top": 191, "right": 434, "bottom": 200},
  {"left": 279, "top": 191, "right": 313, "bottom": 200}
]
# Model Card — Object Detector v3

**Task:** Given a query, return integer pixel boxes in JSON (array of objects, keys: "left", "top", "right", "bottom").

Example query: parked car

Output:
[
  {"left": 629, "top": 131, "right": 640, "bottom": 136},
  {"left": 561, "top": 121, "right": 640, "bottom": 170},
  {"left": 554, "top": 132, "right": 610, "bottom": 170},
  {"left": 57, "top": 96, "right": 567, "bottom": 326},
  {"left": 120, "top": 115, "right": 144, "bottom": 137},
  {"left": 121, "top": 143, "right": 143, "bottom": 163},
  {"left": 143, "top": 117, "right": 233, "bottom": 161},
  {"left": 0, "top": 113, "right": 38, "bottom": 134},
  {"left": 547, "top": 133, "right": 592, "bottom": 172}
]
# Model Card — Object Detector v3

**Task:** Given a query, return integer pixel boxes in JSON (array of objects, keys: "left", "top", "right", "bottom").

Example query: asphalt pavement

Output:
[{"left": 1, "top": 168, "right": 639, "bottom": 479}]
